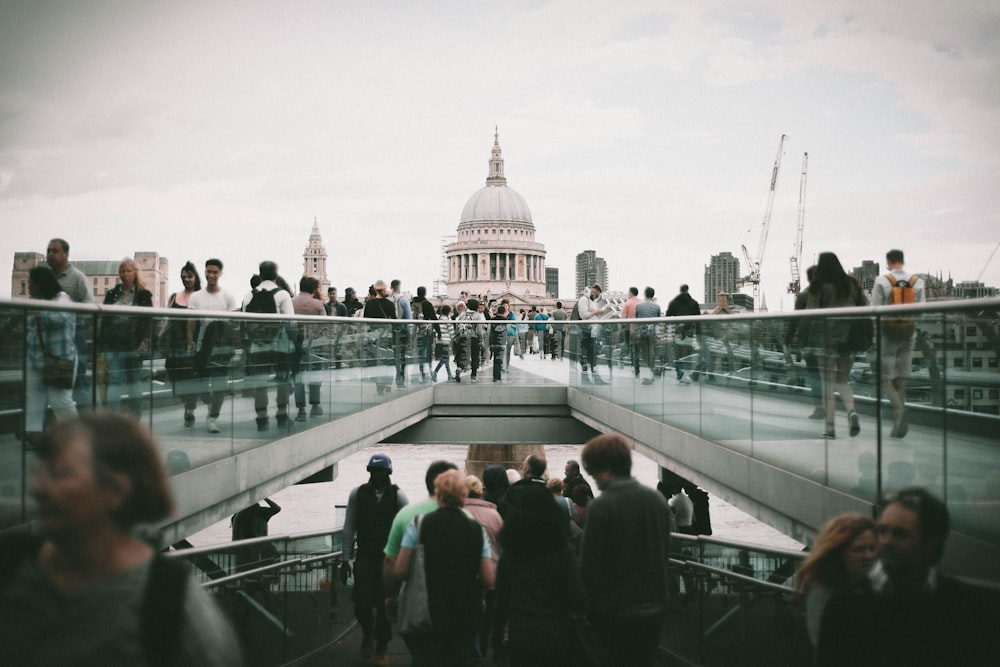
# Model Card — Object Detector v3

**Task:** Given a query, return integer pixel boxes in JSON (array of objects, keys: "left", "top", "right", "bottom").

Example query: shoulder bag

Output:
[{"left": 398, "top": 515, "right": 433, "bottom": 636}]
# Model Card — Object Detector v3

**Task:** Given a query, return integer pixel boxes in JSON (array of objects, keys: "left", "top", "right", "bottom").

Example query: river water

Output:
[{"left": 188, "top": 444, "right": 804, "bottom": 551}]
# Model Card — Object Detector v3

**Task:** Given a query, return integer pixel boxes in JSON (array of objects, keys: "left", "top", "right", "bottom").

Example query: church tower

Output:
[{"left": 303, "top": 218, "right": 330, "bottom": 294}]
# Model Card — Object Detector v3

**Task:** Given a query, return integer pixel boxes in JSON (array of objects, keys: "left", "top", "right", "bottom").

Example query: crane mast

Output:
[
  {"left": 739, "top": 134, "right": 786, "bottom": 311},
  {"left": 788, "top": 152, "right": 808, "bottom": 294}
]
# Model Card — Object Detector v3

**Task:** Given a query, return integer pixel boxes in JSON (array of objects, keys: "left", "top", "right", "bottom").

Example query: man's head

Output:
[
  {"left": 680, "top": 284, "right": 689, "bottom": 294},
  {"left": 805, "top": 265, "right": 817, "bottom": 284},
  {"left": 564, "top": 459, "right": 581, "bottom": 477},
  {"left": 496, "top": 304, "right": 507, "bottom": 317},
  {"left": 328, "top": 287, "right": 338, "bottom": 302},
  {"left": 424, "top": 460, "right": 458, "bottom": 496},
  {"left": 390, "top": 279, "right": 401, "bottom": 293},
  {"left": 417, "top": 285, "right": 426, "bottom": 298},
  {"left": 581, "top": 433, "right": 632, "bottom": 489},
  {"left": 365, "top": 452, "right": 392, "bottom": 478},
  {"left": 521, "top": 454, "right": 547, "bottom": 480},
  {"left": 877, "top": 487, "right": 950, "bottom": 585},
  {"left": 373, "top": 279, "right": 388, "bottom": 297},
  {"left": 590, "top": 284, "right": 603, "bottom": 300},
  {"left": 644, "top": 286, "right": 655, "bottom": 299},
  {"left": 46, "top": 238, "right": 70, "bottom": 272},
  {"left": 467, "top": 298, "right": 479, "bottom": 311},
  {"left": 258, "top": 261, "right": 278, "bottom": 282},
  {"left": 204, "top": 259, "right": 224, "bottom": 291},
  {"left": 629, "top": 287, "right": 639, "bottom": 297},
  {"left": 300, "top": 276, "right": 319, "bottom": 296},
  {"left": 344, "top": 287, "right": 356, "bottom": 301},
  {"left": 555, "top": 301, "right": 563, "bottom": 309},
  {"left": 886, "top": 249, "right": 905, "bottom": 268}
]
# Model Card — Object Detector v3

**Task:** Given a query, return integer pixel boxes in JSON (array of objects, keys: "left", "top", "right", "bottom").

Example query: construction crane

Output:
[
  {"left": 740, "top": 134, "right": 786, "bottom": 311},
  {"left": 788, "top": 152, "right": 808, "bottom": 294}
]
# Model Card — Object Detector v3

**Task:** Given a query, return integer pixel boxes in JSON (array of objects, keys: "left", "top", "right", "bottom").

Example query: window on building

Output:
[
  {"left": 973, "top": 358, "right": 983, "bottom": 368},
  {"left": 19, "top": 281, "right": 25, "bottom": 295},
  {"left": 966, "top": 325, "right": 977, "bottom": 336},
  {"left": 990, "top": 358, "right": 998, "bottom": 369},
  {"left": 954, "top": 389, "right": 966, "bottom": 399},
  {"left": 954, "top": 358, "right": 964, "bottom": 368},
  {"left": 973, "top": 389, "right": 983, "bottom": 399},
  {"left": 990, "top": 390, "right": 999, "bottom": 400}
]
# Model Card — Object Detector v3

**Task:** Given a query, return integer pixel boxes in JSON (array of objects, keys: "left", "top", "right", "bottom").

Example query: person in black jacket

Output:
[
  {"left": 665, "top": 284, "right": 701, "bottom": 384},
  {"left": 341, "top": 453, "right": 409, "bottom": 664},
  {"left": 492, "top": 483, "right": 586, "bottom": 667},
  {"left": 100, "top": 258, "right": 154, "bottom": 417}
]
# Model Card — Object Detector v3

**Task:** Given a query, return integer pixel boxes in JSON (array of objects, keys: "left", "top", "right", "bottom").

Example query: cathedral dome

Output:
[{"left": 460, "top": 184, "right": 533, "bottom": 226}]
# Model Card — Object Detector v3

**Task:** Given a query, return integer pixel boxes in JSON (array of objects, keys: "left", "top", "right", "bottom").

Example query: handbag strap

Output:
[{"left": 34, "top": 315, "right": 49, "bottom": 354}]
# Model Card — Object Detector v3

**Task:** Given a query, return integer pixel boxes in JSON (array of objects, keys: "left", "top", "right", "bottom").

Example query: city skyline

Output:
[{"left": 2, "top": 2, "right": 999, "bottom": 308}]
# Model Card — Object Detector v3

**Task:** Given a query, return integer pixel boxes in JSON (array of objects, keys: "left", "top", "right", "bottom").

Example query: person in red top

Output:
[{"left": 619, "top": 287, "right": 640, "bottom": 376}]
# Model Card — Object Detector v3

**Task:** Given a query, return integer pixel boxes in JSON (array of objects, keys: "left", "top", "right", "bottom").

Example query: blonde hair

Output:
[
  {"left": 434, "top": 469, "right": 468, "bottom": 508},
  {"left": 546, "top": 478, "right": 565, "bottom": 495},
  {"left": 118, "top": 258, "right": 147, "bottom": 292},
  {"left": 465, "top": 474, "right": 484, "bottom": 497},
  {"left": 796, "top": 512, "right": 876, "bottom": 598}
]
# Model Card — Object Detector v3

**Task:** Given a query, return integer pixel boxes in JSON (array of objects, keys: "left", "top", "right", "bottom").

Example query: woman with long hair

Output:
[
  {"left": 796, "top": 512, "right": 877, "bottom": 647},
  {"left": 24, "top": 266, "right": 78, "bottom": 443},
  {"left": 491, "top": 482, "right": 586, "bottom": 666},
  {"left": 801, "top": 252, "right": 869, "bottom": 438},
  {"left": 100, "top": 258, "right": 153, "bottom": 418},
  {"left": 158, "top": 261, "right": 202, "bottom": 426}
]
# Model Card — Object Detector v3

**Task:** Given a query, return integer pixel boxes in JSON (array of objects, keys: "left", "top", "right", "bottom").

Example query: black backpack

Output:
[{"left": 244, "top": 287, "right": 281, "bottom": 344}]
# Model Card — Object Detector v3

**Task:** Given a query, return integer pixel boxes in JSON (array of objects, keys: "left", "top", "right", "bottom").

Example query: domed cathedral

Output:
[{"left": 445, "top": 129, "right": 547, "bottom": 307}]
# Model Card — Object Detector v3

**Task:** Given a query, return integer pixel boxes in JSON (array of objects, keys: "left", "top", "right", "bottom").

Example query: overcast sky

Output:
[{"left": 2, "top": 1, "right": 998, "bottom": 309}]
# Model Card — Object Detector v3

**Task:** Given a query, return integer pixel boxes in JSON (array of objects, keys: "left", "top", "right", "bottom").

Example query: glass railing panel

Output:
[
  {"left": 170, "top": 530, "right": 347, "bottom": 667},
  {"left": 935, "top": 308, "right": 1000, "bottom": 545},
  {"left": 0, "top": 306, "right": 27, "bottom": 530},
  {"left": 664, "top": 534, "right": 810, "bottom": 666}
]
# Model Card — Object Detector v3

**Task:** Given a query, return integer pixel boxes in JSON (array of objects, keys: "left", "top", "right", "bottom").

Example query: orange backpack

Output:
[{"left": 883, "top": 273, "right": 919, "bottom": 341}]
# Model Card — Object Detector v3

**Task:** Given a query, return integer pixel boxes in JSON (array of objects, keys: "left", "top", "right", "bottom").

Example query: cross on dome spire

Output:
[{"left": 487, "top": 127, "right": 507, "bottom": 186}]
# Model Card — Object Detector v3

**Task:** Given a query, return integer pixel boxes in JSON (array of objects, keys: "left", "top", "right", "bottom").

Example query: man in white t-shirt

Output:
[{"left": 186, "top": 258, "right": 238, "bottom": 433}]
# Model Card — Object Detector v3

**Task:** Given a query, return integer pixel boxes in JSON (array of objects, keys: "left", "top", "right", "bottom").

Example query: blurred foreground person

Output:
[
  {"left": 817, "top": 488, "right": 1000, "bottom": 666},
  {"left": 580, "top": 433, "right": 671, "bottom": 667},
  {"left": 794, "top": 512, "right": 876, "bottom": 647},
  {"left": 0, "top": 413, "right": 242, "bottom": 666}
]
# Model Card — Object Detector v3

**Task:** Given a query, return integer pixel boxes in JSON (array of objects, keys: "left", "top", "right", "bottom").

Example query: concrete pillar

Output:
[{"left": 466, "top": 443, "right": 547, "bottom": 480}]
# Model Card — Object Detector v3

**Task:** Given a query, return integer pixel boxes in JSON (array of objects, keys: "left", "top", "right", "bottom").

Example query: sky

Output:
[{"left": 2, "top": 0, "right": 999, "bottom": 311}]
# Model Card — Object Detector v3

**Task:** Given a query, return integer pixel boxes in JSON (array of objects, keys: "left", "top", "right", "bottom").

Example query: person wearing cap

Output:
[{"left": 341, "top": 453, "right": 409, "bottom": 665}]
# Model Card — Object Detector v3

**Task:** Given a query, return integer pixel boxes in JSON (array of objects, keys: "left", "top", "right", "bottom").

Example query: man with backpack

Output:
[
  {"left": 342, "top": 453, "right": 409, "bottom": 665},
  {"left": 410, "top": 285, "right": 437, "bottom": 383},
  {"left": 242, "top": 261, "right": 295, "bottom": 431},
  {"left": 871, "top": 249, "right": 925, "bottom": 438}
]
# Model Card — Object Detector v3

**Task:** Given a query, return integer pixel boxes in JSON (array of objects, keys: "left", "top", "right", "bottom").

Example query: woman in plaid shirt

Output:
[{"left": 25, "top": 266, "right": 78, "bottom": 442}]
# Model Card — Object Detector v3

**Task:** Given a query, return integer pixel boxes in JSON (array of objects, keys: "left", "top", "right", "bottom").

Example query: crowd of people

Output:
[
  {"left": 25, "top": 234, "right": 929, "bottom": 447},
  {"left": 343, "top": 434, "right": 671, "bottom": 667},
  {"left": 11, "top": 237, "right": 991, "bottom": 666}
]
